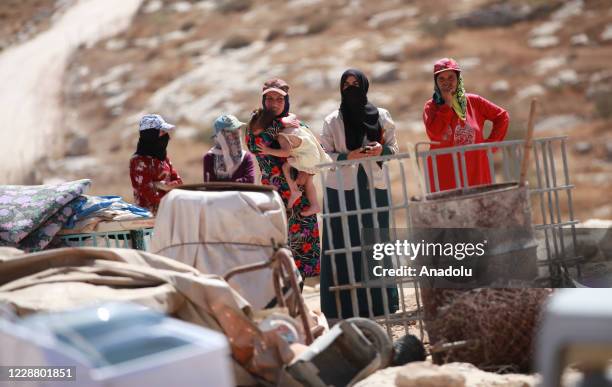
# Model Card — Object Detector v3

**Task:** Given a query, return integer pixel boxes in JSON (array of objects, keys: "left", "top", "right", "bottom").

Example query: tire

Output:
[{"left": 345, "top": 317, "right": 393, "bottom": 368}]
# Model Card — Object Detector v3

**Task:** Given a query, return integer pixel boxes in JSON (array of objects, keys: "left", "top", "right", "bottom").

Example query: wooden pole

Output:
[{"left": 519, "top": 99, "right": 537, "bottom": 187}]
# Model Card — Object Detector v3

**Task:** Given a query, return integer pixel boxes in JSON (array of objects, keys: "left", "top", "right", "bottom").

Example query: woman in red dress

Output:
[{"left": 423, "top": 58, "right": 509, "bottom": 192}]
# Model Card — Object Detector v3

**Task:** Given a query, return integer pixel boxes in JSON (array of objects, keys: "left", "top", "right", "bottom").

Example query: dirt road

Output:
[{"left": 0, "top": 0, "right": 143, "bottom": 184}]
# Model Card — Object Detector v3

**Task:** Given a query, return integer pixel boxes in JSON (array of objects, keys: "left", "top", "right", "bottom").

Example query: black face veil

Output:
[
  {"left": 339, "top": 69, "right": 382, "bottom": 151},
  {"left": 135, "top": 129, "right": 169, "bottom": 160}
]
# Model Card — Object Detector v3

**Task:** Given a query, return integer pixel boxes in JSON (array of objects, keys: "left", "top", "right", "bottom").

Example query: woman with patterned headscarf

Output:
[
  {"left": 423, "top": 58, "right": 509, "bottom": 192},
  {"left": 203, "top": 114, "right": 255, "bottom": 183},
  {"left": 246, "top": 78, "right": 321, "bottom": 279}
]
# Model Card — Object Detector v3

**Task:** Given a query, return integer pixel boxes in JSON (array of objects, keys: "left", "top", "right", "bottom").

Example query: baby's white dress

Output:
[{"left": 278, "top": 127, "right": 332, "bottom": 175}]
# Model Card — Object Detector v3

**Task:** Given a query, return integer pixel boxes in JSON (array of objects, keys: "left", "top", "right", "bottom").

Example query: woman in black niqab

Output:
[
  {"left": 135, "top": 129, "right": 170, "bottom": 161},
  {"left": 339, "top": 69, "right": 382, "bottom": 151}
]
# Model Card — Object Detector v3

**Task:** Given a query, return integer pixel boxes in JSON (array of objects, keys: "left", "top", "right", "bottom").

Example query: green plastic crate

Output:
[{"left": 59, "top": 228, "right": 154, "bottom": 251}]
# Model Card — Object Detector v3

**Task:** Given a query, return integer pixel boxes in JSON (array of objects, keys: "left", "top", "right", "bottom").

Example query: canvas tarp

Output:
[
  {"left": 150, "top": 188, "right": 290, "bottom": 309},
  {"left": 0, "top": 247, "right": 296, "bottom": 385}
]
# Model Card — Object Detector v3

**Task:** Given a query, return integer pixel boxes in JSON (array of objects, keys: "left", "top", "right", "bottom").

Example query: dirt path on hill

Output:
[{"left": 0, "top": 0, "right": 143, "bottom": 184}]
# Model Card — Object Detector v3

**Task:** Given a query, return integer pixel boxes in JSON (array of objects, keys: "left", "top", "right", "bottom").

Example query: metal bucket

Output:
[
  {"left": 409, "top": 183, "right": 538, "bottom": 319},
  {"left": 411, "top": 182, "right": 533, "bottom": 228}
]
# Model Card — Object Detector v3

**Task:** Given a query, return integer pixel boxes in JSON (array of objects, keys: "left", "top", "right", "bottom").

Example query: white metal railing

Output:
[{"left": 316, "top": 137, "right": 581, "bottom": 339}]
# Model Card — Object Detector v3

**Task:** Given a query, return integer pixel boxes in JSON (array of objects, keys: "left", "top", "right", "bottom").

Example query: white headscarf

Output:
[{"left": 207, "top": 128, "right": 246, "bottom": 179}]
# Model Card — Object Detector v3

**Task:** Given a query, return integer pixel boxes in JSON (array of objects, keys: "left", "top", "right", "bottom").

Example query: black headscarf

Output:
[
  {"left": 339, "top": 69, "right": 381, "bottom": 151},
  {"left": 135, "top": 129, "right": 169, "bottom": 160}
]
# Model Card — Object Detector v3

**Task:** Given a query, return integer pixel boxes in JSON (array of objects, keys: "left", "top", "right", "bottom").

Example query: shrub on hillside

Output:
[
  {"left": 217, "top": 0, "right": 252, "bottom": 14},
  {"left": 419, "top": 16, "right": 455, "bottom": 45},
  {"left": 264, "top": 28, "right": 283, "bottom": 42},
  {"left": 307, "top": 16, "right": 332, "bottom": 35},
  {"left": 221, "top": 34, "right": 252, "bottom": 50},
  {"left": 594, "top": 90, "right": 612, "bottom": 119}
]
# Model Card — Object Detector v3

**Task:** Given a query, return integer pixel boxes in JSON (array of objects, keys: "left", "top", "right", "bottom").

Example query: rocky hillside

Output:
[
  {"left": 0, "top": 0, "right": 62, "bottom": 51},
  {"left": 19, "top": 0, "right": 612, "bottom": 220}
]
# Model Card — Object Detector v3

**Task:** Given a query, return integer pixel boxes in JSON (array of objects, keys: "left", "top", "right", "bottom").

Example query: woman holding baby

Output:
[{"left": 246, "top": 78, "right": 324, "bottom": 278}]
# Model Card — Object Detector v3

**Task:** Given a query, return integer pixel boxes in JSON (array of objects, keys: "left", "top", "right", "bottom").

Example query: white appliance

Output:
[{"left": 0, "top": 303, "right": 234, "bottom": 387}]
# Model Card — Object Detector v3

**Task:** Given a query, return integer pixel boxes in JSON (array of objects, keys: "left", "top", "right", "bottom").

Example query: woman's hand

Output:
[
  {"left": 256, "top": 143, "right": 291, "bottom": 158},
  {"left": 154, "top": 181, "right": 177, "bottom": 191},
  {"left": 281, "top": 114, "right": 300, "bottom": 128},
  {"left": 367, "top": 142, "right": 383, "bottom": 156},
  {"left": 255, "top": 144, "right": 271, "bottom": 154},
  {"left": 347, "top": 148, "right": 369, "bottom": 160},
  {"left": 442, "top": 90, "right": 454, "bottom": 106},
  {"left": 347, "top": 142, "right": 383, "bottom": 160}
]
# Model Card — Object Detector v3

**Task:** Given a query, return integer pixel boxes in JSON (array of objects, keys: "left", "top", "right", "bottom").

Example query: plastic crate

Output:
[
  {"left": 58, "top": 219, "right": 156, "bottom": 251},
  {"left": 59, "top": 228, "right": 153, "bottom": 251}
]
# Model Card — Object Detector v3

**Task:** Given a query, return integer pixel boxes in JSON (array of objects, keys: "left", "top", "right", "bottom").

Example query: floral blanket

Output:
[{"left": 0, "top": 179, "right": 91, "bottom": 251}]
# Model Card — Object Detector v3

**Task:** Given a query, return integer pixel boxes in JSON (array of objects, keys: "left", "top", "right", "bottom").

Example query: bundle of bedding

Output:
[
  {"left": 0, "top": 180, "right": 91, "bottom": 251},
  {"left": 0, "top": 180, "right": 152, "bottom": 251}
]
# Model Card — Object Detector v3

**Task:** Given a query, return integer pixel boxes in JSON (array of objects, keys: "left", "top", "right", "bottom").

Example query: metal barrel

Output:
[{"left": 409, "top": 182, "right": 538, "bottom": 331}]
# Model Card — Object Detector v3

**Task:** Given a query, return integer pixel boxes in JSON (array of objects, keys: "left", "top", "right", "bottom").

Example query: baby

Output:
[{"left": 255, "top": 112, "right": 331, "bottom": 216}]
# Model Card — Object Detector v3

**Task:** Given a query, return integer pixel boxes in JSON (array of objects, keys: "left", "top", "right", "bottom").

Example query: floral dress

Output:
[
  {"left": 129, "top": 155, "right": 182, "bottom": 214},
  {"left": 246, "top": 120, "right": 321, "bottom": 277}
]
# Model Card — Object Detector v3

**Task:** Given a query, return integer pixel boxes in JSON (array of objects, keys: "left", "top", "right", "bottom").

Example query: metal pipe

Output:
[
  {"left": 460, "top": 149, "right": 468, "bottom": 188},
  {"left": 487, "top": 147, "right": 495, "bottom": 184},
  {"left": 336, "top": 165, "right": 360, "bottom": 318},
  {"left": 533, "top": 139, "right": 554, "bottom": 280},
  {"left": 547, "top": 141, "right": 568, "bottom": 273},
  {"left": 384, "top": 161, "right": 402, "bottom": 335},
  {"left": 352, "top": 161, "right": 375, "bottom": 318},
  {"left": 502, "top": 146, "right": 511, "bottom": 182},
  {"left": 520, "top": 99, "right": 537, "bottom": 186},
  {"left": 366, "top": 160, "right": 386, "bottom": 319},
  {"left": 432, "top": 154, "right": 441, "bottom": 192},
  {"left": 423, "top": 155, "right": 432, "bottom": 194},
  {"left": 321, "top": 168, "right": 343, "bottom": 316},
  {"left": 541, "top": 141, "right": 562, "bottom": 282},
  {"left": 561, "top": 138, "right": 581, "bottom": 278}
]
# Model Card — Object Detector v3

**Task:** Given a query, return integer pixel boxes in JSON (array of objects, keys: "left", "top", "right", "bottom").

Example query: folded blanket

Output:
[
  {"left": 65, "top": 195, "right": 152, "bottom": 229},
  {"left": 0, "top": 180, "right": 91, "bottom": 251},
  {"left": 18, "top": 197, "right": 87, "bottom": 251}
]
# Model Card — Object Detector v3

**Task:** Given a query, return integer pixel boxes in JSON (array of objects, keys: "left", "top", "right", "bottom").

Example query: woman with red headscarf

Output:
[{"left": 423, "top": 58, "right": 509, "bottom": 192}]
